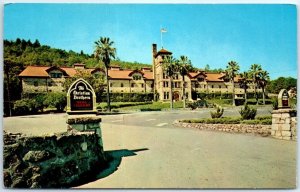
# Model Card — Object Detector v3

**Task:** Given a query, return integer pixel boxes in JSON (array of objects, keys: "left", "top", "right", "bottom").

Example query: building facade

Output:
[{"left": 18, "top": 44, "right": 261, "bottom": 101}]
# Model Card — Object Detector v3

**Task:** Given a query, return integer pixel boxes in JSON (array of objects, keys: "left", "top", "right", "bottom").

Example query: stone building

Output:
[{"left": 18, "top": 44, "right": 261, "bottom": 101}]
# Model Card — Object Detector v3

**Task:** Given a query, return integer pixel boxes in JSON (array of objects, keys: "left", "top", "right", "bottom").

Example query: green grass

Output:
[
  {"left": 97, "top": 101, "right": 184, "bottom": 111},
  {"left": 96, "top": 102, "right": 152, "bottom": 110},
  {"left": 206, "top": 99, "right": 232, "bottom": 107}
]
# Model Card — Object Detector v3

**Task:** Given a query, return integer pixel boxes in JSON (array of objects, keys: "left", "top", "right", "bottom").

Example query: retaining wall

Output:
[
  {"left": 174, "top": 121, "right": 271, "bottom": 136},
  {"left": 3, "top": 130, "right": 107, "bottom": 188}
]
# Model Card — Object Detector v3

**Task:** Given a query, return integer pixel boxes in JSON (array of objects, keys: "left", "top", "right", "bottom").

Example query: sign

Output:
[
  {"left": 278, "top": 89, "right": 290, "bottom": 109},
  {"left": 67, "top": 78, "right": 97, "bottom": 114}
]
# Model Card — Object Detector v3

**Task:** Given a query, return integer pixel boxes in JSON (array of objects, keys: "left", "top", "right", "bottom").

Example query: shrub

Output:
[
  {"left": 13, "top": 99, "right": 31, "bottom": 115},
  {"left": 256, "top": 115, "right": 272, "bottom": 121},
  {"left": 239, "top": 104, "right": 257, "bottom": 120},
  {"left": 43, "top": 92, "right": 67, "bottom": 111},
  {"left": 13, "top": 96, "right": 46, "bottom": 115},
  {"left": 100, "top": 93, "right": 154, "bottom": 102},
  {"left": 210, "top": 105, "right": 224, "bottom": 118},
  {"left": 260, "top": 119, "right": 272, "bottom": 125},
  {"left": 272, "top": 98, "right": 278, "bottom": 110}
]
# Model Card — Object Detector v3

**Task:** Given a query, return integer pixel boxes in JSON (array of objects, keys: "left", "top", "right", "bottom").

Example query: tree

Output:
[
  {"left": 162, "top": 55, "right": 179, "bottom": 110},
  {"left": 258, "top": 70, "right": 270, "bottom": 105},
  {"left": 33, "top": 39, "right": 41, "bottom": 48},
  {"left": 204, "top": 64, "right": 210, "bottom": 71},
  {"left": 225, "top": 61, "right": 240, "bottom": 106},
  {"left": 239, "top": 71, "right": 250, "bottom": 103},
  {"left": 266, "top": 77, "right": 296, "bottom": 94},
  {"left": 178, "top": 55, "right": 192, "bottom": 109},
  {"left": 249, "top": 64, "right": 262, "bottom": 105},
  {"left": 63, "top": 69, "right": 106, "bottom": 100},
  {"left": 94, "top": 37, "right": 116, "bottom": 112}
]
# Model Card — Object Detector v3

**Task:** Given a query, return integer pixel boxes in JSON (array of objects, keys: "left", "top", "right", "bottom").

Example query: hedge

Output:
[
  {"left": 99, "top": 93, "right": 154, "bottom": 102},
  {"left": 193, "top": 92, "right": 265, "bottom": 100},
  {"left": 180, "top": 115, "right": 272, "bottom": 125}
]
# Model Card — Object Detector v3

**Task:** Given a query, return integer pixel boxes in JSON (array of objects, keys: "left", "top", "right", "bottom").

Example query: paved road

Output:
[{"left": 3, "top": 106, "right": 297, "bottom": 188}]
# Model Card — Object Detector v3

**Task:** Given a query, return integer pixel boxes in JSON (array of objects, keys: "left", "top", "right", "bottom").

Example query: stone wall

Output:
[
  {"left": 271, "top": 109, "right": 297, "bottom": 141},
  {"left": 3, "top": 130, "right": 107, "bottom": 188},
  {"left": 174, "top": 120, "right": 271, "bottom": 137}
]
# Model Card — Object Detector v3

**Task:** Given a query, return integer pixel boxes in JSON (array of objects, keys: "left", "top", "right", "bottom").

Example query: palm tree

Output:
[
  {"left": 225, "top": 61, "right": 240, "bottom": 106},
  {"left": 258, "top": 70, "right": 270, "bottom": 105},
  {"left": 162, "top": 55, "right": 179, "bottom": 110},
  {"left": 178, "top": 55, "right": 192, "bottom": 109},
  {"left": 249, "top": 64, "right": 262, "bottom": 105},
  {"left": 94, "top": 37, "right": 116, "bottom": 112},
  {"left": 239, "top": 71, "right": 250, "bottom": 104}
]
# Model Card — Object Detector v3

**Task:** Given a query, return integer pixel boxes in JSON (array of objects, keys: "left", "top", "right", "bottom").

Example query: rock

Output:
[
  {"left": 3, "top": 171, "right": 12, "bottom": 187},
  {"left": 23, "top": 150, "right": 55, "bottom": 162}
]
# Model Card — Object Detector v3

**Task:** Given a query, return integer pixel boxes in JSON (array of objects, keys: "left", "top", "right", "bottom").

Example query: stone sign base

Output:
[
  {"left": 66, "top": 115, "right": 103, "bottom": 148},
  {"left": 271, "top": 109, "right": 297, "bottom": 141}
]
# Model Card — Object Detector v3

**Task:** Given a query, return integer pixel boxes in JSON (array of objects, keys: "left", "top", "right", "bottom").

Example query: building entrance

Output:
[{"left": 173, "top": 91, "right": 180, "bottom": 101}]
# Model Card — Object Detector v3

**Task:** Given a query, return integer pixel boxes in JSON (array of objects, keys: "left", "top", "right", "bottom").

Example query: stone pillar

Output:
[
  {"left": 272, "top": 109, "right": 297, "bottom": 140},
  {"left": 66, "top": 115, "right": 104, "bottom": 148}
]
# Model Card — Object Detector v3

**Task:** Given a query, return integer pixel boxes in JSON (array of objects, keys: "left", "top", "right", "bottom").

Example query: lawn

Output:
[{"left": 97, "top": 101, "right": 184, "bottom": 111}]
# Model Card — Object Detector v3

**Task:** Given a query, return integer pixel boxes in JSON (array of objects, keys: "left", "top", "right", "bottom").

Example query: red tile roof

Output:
[
  {"left": 155, "top": 48, "right": 172, "bottom": 58},
  {"left": 19, "top": 66, "right": 154, "bottom": 80},
  {"left": 19, "top": 66, "right": 50, "bottom": 77},
  {"left": 188, "top": 71, "right": 241, "bottom": 82}
]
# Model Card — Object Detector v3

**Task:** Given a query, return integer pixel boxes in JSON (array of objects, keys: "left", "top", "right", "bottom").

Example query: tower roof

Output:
[{"left": 155, "top": 48, "right": 172, "bottom": 58}]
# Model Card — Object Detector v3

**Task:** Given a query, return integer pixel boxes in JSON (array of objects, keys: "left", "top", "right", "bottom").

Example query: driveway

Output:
[{"left": 3, "top": 107, "right": 297, "bottom": 188}]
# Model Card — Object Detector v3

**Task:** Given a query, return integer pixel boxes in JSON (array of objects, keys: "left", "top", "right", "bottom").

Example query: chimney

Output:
[
  {"left": 152, "top": 44, "right": 157, "bottom": 58},
  {"left": 142, "top": 67, "right": 151, "bottom": 72},
  {"left": 74, "top": 63, "right": 85, "bottom": 69},
  {"left": 110, "top": 66, "right": 121, "bottom": 71}
]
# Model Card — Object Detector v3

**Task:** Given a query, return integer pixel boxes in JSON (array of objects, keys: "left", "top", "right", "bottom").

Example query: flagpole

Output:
[
  {"left": 160, "top": 27, "right": 167, "bottom": 48},
  {"left": 160, "top": 27, "right": 163, "bottom": 48}
]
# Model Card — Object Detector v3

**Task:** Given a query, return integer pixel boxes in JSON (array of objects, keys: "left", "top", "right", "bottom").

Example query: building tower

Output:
[{"left": 152, "top": 44, "right": 172, "bottom": 101}]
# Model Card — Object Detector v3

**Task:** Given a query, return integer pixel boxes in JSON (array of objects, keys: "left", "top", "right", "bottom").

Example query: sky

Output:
[{"left": 4, "top": 3, "right": 297, "bottom": 80}]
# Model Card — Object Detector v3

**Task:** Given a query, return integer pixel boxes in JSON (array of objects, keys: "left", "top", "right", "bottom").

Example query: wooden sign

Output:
[{"left": 67, "top": 78, "right": 97, "bottom": 114}]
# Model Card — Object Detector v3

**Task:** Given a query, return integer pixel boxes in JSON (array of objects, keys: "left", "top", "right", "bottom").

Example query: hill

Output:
[{"left": 4, "top": 38, "right": 151, "bottom": 69}]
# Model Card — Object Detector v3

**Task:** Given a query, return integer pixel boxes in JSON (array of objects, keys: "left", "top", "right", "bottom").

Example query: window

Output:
[
  {"left": 164, "top": 92, "right": 169, "bottom": 99},
  {"left": 48, "top": 82, "right": 52, "bottom": 87},
  {"left": 131, "top": 83, "right": 135, "bottom": 87},
  {"left": 50, "top": 73, "right": 62, "bottom": 78},
  {"left": 110, "top": 83, "right": 113, "bottom": 87},
  {"left": 198, "top": 77, "right": 204, "bottom": 82},
  {"left": 163, "top": 73, "right": 168, "bottom": 79},
  {"left": 219, "top": 85, "right": 222, "bottom": 89},
  {"left": 133, "top": 75, "right": 142, "bottom": 80},
  {"left": 151, "top": 83, "right": 154, "bottom": 88},
  {"left": 173, "top": 82, "right": 180, "bottom": 88},
  {"left": 141, "top": 83, "right": 144, "bottom": 88},
  {"left": 163, "top": 81, "right": 169, "bottom": 88},
  {"left": 204, "top": 85, "right": 206, "bottom": 88},
  {"left": 34, "top": 81, "right": 38, "bottom": 87},
  {"left": 121, "top": 83, "right": 124, "bottom": 87},
  {"left": 211, "top": 85, "right": 214, "bottom": 88}
]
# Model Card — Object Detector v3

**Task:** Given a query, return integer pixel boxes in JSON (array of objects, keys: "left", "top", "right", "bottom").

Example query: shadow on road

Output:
[
  {"left": 71, "top": 148, "right": 149, "bottom": 187},
  {"left": 98, "top": 148, "right": 149, "bottom": 179}
]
